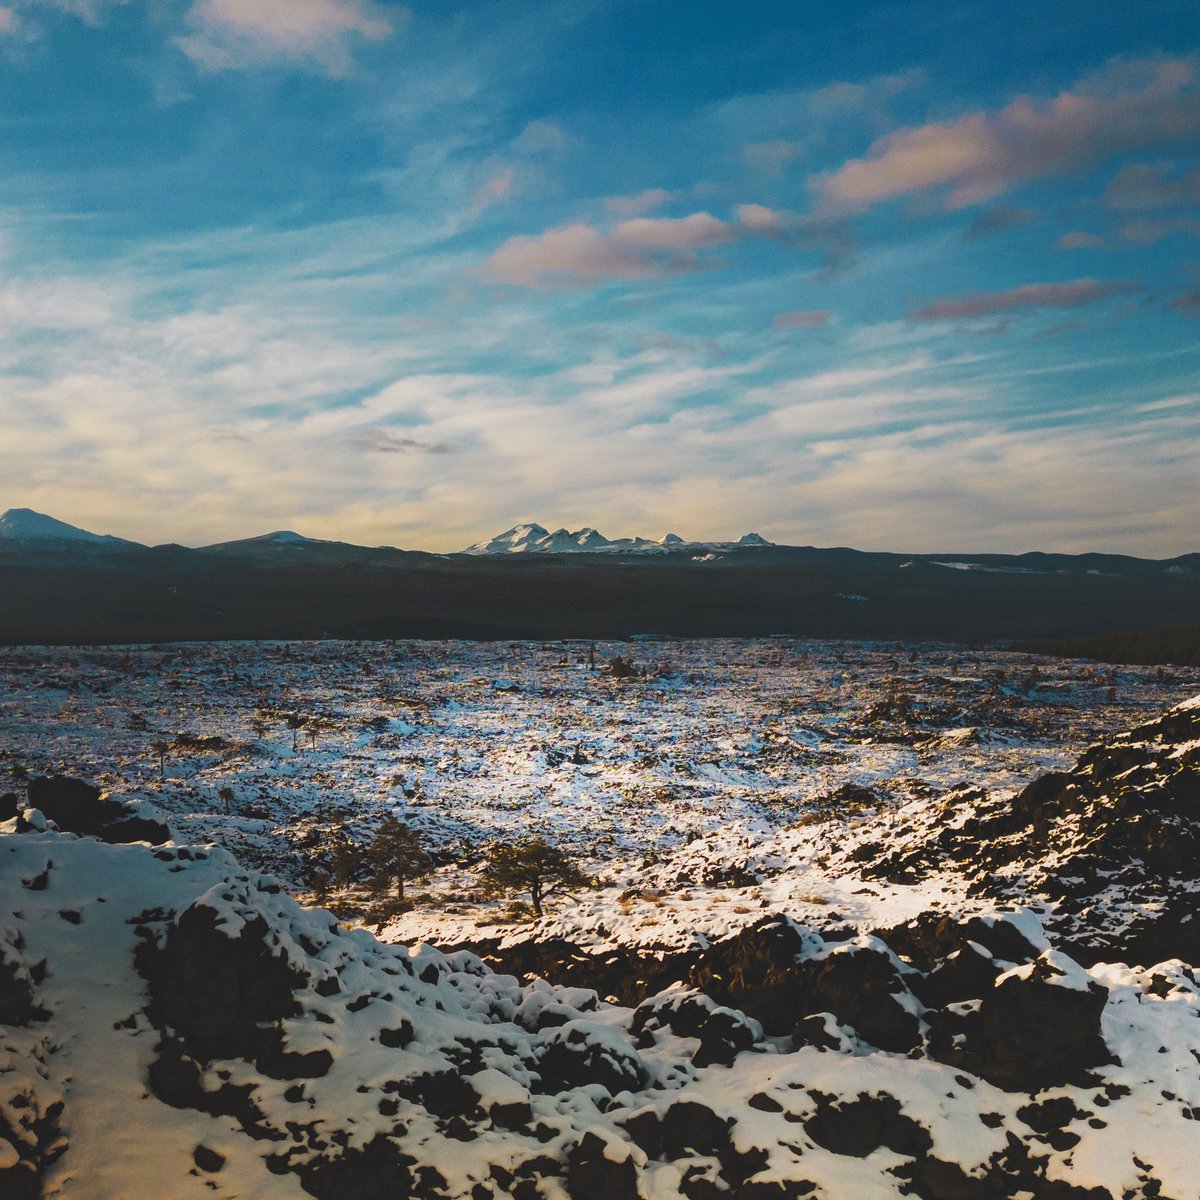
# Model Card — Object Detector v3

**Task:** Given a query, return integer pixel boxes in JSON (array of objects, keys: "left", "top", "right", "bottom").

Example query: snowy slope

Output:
[{"left": 6, "top": 815, "right": 1200, "bottom": 1200}]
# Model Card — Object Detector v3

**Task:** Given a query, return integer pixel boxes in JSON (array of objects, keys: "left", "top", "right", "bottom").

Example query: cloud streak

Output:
[
  {"left": 908, "top": 279, "right": 1137, "bottom": 321},
  {"left": 814, "top": 56, "right": 1200, "bottom": 211},
  {"left": 772, "top": 310, "right": 830, "bottom": 330},
  {"left": 478, "top": 208, "right": 792, "bottom": 288}
]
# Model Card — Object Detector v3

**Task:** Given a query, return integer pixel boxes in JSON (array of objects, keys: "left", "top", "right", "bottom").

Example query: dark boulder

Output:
[
  {"left": 567, "top": 1131, "right": 640, "bottom": 1200},
  {"left": 790, "top": 944, "right": 922, "bottom": 1053},
  {"left": 294, "top": 1134, "right": 430, "bottom": 1200},
  {"left": 804, "top": 1092, "right": 931, "bottom": 1159},
  {"left": 537, "top": 1024, "right": 650, "bottom": 1095},
  {"left": 0, "top": 939, "right": 45, "bottom": 1026},
  {"left": 27, "top": 776, "right": 168, "bottom": 845},
  {"left": 661, "top": 1101, "right": 731, "bottom": 1160},
  {"left": 143, "top": 898, "right": 307, "bottom": 1062},
  {"left": 927, "top": 954, "right": 1113, "bottom": 1091},
  {"left": 192, "top": 1144, "right": 225, "bottom": 1173}
]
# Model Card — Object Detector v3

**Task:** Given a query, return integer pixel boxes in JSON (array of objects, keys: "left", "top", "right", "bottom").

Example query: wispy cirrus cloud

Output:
[
  {"left": 772, "top": 309, "right": 830, "bottom": 330},
  {"left": 814, "top": 56, "right": 1200, "bottom": 212},
  {"left": 908, "top": 279, "right": 1137, "bottom": 321},
  {"left": 177, "top": 0, "right": 397, "bottom": 75}
]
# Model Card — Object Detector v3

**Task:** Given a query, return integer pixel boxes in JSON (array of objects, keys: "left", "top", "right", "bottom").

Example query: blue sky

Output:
[{"left": 1, "top": 0, "right": 1198, "bottom": 553}]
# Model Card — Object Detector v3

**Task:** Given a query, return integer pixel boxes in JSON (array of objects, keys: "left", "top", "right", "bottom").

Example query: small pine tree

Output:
[
  {"left": 330, "top": 838, "right": 362, "bottom": 887},
  {"left": 479, "top": 836, "right": 590, "bottom": 918},
  {"left": 366, "top": 817, "right": 432, "bottom": 902}
]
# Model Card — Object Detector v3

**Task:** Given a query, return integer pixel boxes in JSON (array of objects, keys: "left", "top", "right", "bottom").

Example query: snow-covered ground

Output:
[
  {"left": 6, "top": 639, "right": 1200, "bottom": 1199},
  {"left": 1, "top": 638, "right": 1195, "bottom": 952}
]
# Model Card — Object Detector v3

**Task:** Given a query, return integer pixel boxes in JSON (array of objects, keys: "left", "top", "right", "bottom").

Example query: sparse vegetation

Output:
[
  {"left": 365, "top": 816, "right": 432, "bottom": 903},
  {"left": 479, "top": 836, "right": 591, "bottom": 918}
]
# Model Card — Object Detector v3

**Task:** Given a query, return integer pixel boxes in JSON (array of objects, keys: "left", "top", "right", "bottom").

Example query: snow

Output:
[
  {"left": 462, "top": 523, "right": 774, "bottom": 554},
  {"left": 4, "top": 642, "right": 1200, "bottom": 1197}
]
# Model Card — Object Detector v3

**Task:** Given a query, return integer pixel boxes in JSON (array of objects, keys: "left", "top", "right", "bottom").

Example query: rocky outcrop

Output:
[
  {"left": 855, "top": 697, "right": 1200, "bottom": 965},
  {"left": 26, "top": 776, "right": 169, "bottom": 845}
]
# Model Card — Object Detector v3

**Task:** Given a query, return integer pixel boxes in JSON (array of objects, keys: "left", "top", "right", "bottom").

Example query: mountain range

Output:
[
  {"left": 1, "top": 506, "right": 1198, "bottom": 647},
  {"left": 463, "top": 523, "right": 772, "bottom": 554},
  {"left": 0, "top": 509, "right": 772, "bottom": 557}
]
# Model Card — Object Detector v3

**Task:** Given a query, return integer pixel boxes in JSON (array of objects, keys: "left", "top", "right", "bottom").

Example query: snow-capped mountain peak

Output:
[
  {"left": 0, "top": 507, "right": 136, "bottom": 546},
  {"left": 462, "top": 523, "right": 774, "bottom": 554}
]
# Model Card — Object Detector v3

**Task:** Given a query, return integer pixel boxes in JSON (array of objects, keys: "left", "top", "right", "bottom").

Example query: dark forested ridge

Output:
[
  {"left": 1, "top": 537, "right": 1198, "bottom": 644},
  {"left": 1014, "top": 623, "right": 1200, "bottom": 667}
]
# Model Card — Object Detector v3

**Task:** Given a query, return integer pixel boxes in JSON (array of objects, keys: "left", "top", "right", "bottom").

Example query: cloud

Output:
[
  {"left": 0, "top": 6, "right": 17, "bottom": 34},
  {"left": 814, "top": 55, "right": 1200, "bottom": 211},
  {"left": 478, "top": 203, "right": 839, "bottom": 288},
  {"left": 177, "top": 0, "right": 395, "bottom": 75},
  {"left": 468, "top": 167, "right": 516, "bottom": 218},
  {"left": 353, "top": 428, "right": 456, "bottom": 455},
  {"left": 964, "top": 206, "right": 1035, "bottom": 239},
  {"left": 908, "top": 279, "right": 1136, "bottom": 321},
  {"left": 603, "top": 189, "right": 672, "bottom": 218},
  {"left": 478, "top": 211, "right": 753, "bottom": 288},
  {"left": 1118, "top": 216, "right": 1200, "bottom": 244},
  {"left": 512, "top": 120, "right": 572, "bottom": 157},
  {"left": 1171, "top": 290, "right": 1200, "bottom": 313},
  {"left": 1058, "top": 231, "right": 1105, "bottom": 250},
  {"left": 772, "top": 310, "right": 830, "bottom": 331},
  {"left": 1104, "top": 162, "right": 1200, "bottom": 209},
  {"left": 734, "top": 203, "right": 800, "bottom": 240},
  {"left": 742, "top": 140, "right": 801, "bottom": 176}
]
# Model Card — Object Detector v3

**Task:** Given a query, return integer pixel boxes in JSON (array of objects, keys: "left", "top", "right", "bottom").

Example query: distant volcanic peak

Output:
[
  {"left": 0, "top": 507, "right": 136, "bottom": 545},
  {"left": 198, "top": 529, "right": 332, "bottom": 552},
  {"left": 462, "top": 523, "right": 775, "bottom": 554}
]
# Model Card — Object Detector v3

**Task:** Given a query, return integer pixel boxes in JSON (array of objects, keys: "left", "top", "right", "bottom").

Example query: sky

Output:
[{"left": 0, "top": 0, "right": 1198, "bottom": 555}]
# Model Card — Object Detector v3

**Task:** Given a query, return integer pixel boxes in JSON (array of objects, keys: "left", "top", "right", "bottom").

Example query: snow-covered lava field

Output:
[
  {"left": 2, "top": 638, "right": 1196, "bottom": 949},
  {"left": 7, "top": 638, "right": 1200, "bottom": 1200}
]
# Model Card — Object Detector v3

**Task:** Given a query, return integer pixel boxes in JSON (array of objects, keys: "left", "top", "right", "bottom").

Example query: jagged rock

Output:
[
  {"left": 294, "top": 1134, "right": 430, "bottom": 1200},
  {"left": 26, "top": 776, "right": 168, "bottom": 845},
  {"left": 927, "top": 953, "right": 1113, "bottom": 1091},
  {"left": 789, "top": 943, "right": 922, "bottom": 1052},
  {"left": 618, "top": 1109, "right": 662, "bottom": 1159},
  {"left": 913, "top": 942, "right": 1003, "bottom": 1008},
  {"left": 804, "top": 1092, "right": 932, "bottom": 1159},
  {"left": 567, "top": 1131, "right": 640, "bottom": 1200},
  {"left": 143, "top": 898, "right": 307, "bottom": 1061},
  {"left": 882, "top": 912, "right": 1041, "bottom": 973}
]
